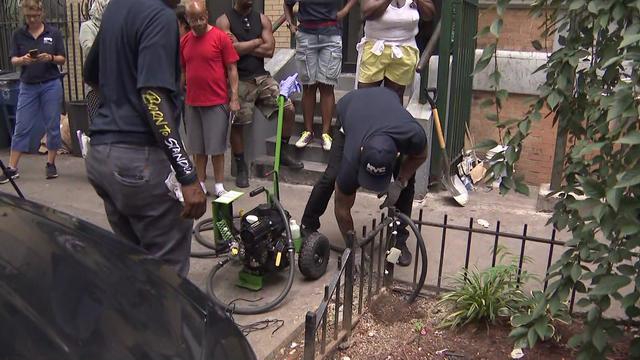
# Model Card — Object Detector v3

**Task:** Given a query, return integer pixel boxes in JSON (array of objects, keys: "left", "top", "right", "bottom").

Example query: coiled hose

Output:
[
  {"left": 190, "top": 218, "right": 229, "bottom": 258},
  {"left": 206, "top": 196, "right": 296, "bottom": 314}
]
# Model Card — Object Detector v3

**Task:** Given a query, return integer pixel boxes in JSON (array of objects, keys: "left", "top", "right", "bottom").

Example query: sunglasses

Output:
[{"left": 242, "top": 17, "right": 251, "bottom": 30}]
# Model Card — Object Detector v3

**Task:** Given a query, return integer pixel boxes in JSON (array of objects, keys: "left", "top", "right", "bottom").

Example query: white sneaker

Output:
[
  {"left": 321, "top": 133, "right": 332, "bottom": 151},
  {"left": 295, "top": 131, "right": 313, "bottom": 148},
  {"left": 214, "top": 183, "right": 227, "bottom": 197}
]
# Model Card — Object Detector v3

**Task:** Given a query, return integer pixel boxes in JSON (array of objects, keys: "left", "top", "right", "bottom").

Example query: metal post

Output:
[
  {"left": 342, "top": 232, "right": 355, "bottom": 339},
  {"left": 303, "top": 311, "right": 317, "bottom": 360},
  {"left": 550, "top": 126, "right": 568, "bottom": 191}
]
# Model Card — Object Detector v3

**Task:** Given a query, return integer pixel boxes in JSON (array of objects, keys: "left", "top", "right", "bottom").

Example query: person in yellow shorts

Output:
[{"left": 358, "top": 0, "right": 436, "bottom": 101}]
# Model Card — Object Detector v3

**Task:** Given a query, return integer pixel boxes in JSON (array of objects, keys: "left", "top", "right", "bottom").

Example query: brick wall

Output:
[
  {"left": 470, "top": 6, "right": 556, "bottom": 185},
  {"left": 476, "top": 7, "right": 546, "bottom": 52},
  {"left": 469, "top": 92, "right": 555, "bottom": 185},
  {"left": 264, "top": 0, "right": 291, "bottom": 50}
]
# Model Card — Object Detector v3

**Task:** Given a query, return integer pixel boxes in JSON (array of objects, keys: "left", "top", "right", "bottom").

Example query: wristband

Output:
[{"left": 50, "top": 54, "right": 54, "bottom": 62}]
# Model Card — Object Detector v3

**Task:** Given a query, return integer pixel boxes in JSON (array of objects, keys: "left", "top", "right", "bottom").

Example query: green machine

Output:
[{"left": 206, "top": 74, "right": 330, "bottom": 314}]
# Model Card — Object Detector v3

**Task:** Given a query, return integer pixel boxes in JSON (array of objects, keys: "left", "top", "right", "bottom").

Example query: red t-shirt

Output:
[{"left": 180, "top": 26, "right": 239, "bottom": 106}]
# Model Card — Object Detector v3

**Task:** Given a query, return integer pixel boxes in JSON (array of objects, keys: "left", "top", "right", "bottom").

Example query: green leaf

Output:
[
  {"left": 527, "top": 327, "right": 538, "bottom": 348},
  {"left": 568, "top": 0, "right": 585, "bottom": 10},
  {"left": 615, "top": 132, "right": 640, "bottom": 145},
  {"left": 475, "top": 25, "right": 490, "bottom": 39},
  {"left": 617, "top": 265, "right": 636, "bottom": 276},
  {"left": 547, "top": 91, "right": 562, "bottom": 109},
  {"left": 505, "top": 146, "right": 518, "bottom": 164},
  {"left": 518, "top": 119, "right": 531, "bottom": 135},
  {"left": 577, "top": 142, "right": 606, "bottom": 157},
  {"left": 473, "top": 44, "right": 496, "bottom": 75},
  {"left": 615, "top": 167, "right": 640, "bottom": 188},
  {"left": 606, "top": 188, "right": 621, "bottom": 212},
  {"left": 490, "top": 19, "right": 503, "bottom": 37},
  {"left": 509, "top": 326, "right": 529, "bottom": 338},
  {"left": 531, "top": 40, "right": 543, "bottom": 51},
  {"left": 480, "top": 98, "right": 494, "bottom": 108},
  {"left": 474, "top": 139, "right": 499, "bottom": 150},
  {"left": 620, "top": 33, "right": 640, "bottom": 48},
  {"left": 580, "top": 177, "right": 605, "bottom": 198},
  {"left": 570, "top": 263, "right": 582, "bottom": 282},
  {"left": 592, "top": 328, "right": 607, "bottom": 352},
  {"left": 489, "top": 71, "right": 502, "bottom": 87},
  {"left": 590, "top": 275, "right": 631, "bottom": 296},
  {"left": 515, "top": 180, "right": 530, "bottom": 196},
  {"left": 511, "top": 313, "right": 532, "bottom": 327}
]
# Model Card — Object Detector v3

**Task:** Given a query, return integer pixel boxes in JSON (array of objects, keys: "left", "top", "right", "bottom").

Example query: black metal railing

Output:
[
  {"left": 303, "top": 215, "right": 397, "bottom": 360},
  {"left": 303, "top": 210, "right": 571, "bottom": 359}
]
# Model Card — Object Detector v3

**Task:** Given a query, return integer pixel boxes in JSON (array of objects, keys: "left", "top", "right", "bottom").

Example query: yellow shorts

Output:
[{"left": 358, "top": 41, "right": 419, "bottom": 86}]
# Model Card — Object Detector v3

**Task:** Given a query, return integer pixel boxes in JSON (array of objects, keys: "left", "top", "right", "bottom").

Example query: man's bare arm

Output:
[
  {"left": 397, "top": 146, "right": 428, "bottom": 184},
  {"left": 337, "top": 0, "right": 358, "bottom": 20},
  {"left": 361, "top": 0, "right": 392, "bottom": 20},
  {"left": 415, "top": 0, "right": 436, "bottom": 20},
  {"left": 216, "top": 14, "right": 263, "bottom": 56},
  {"left": 250, "top": 14, "right": 275, "bottom": 58},
  {"left": 284, "top": 1, "right": 297, "bottom": 33},
  {"left": 335, "top": 185, "right": 357, "bottom": 241}
]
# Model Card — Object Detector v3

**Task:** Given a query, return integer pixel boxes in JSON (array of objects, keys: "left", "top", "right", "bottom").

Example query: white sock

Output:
[
  {"left": 214, "top": 183, "right": 226, "bottom": 196},
  {"left": 200, "top": 181, "right": 207, "bottom": 193}
]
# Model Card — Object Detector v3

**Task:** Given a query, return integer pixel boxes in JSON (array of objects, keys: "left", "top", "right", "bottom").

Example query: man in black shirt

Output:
[
  {"left": 216, "top": 0, "right": 303, "bottom": 189},
  {"left": 301, "top": 87, "right": 428, "bottom": 266},
  {"left": 83, "top": 0, "right": 206, "bottom": 276}
]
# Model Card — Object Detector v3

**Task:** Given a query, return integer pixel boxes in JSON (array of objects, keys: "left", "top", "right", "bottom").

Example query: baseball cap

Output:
[{"left": 358, "top": 135, "right": 397, "bottom": 193}]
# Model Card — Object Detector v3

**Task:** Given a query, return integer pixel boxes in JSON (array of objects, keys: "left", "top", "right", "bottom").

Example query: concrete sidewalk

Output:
[{"left": 0, "top": 151, "right": 559, "bottom": 359}]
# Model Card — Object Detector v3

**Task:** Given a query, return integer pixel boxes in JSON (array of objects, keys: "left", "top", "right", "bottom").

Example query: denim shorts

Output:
[{"left": 295, "top": 31, "right": 342, "bottom": 86}]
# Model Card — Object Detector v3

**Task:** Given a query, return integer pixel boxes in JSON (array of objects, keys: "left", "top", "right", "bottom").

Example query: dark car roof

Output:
[{"left": 0, "top": 193, "right": 255, "bottom": 360}]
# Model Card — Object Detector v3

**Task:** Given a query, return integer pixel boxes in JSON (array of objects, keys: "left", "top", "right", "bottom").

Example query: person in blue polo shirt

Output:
[
  {"left": 301, "top": 87, "right": 428, "bottom": 267},
  {"left": 0, "top": 0, "right": 66, "bottom": 184}
]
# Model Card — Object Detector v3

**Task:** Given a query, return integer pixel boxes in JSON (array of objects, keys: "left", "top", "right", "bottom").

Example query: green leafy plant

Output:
[
  {"left": 411, "top": 319, "right": 426, "bottom": 333},
  {"left": 437, "top": 247, "right": 534, "bottom": 329},
  {"left": 477, "top": 0, "right": 640, "bottom": 358}
]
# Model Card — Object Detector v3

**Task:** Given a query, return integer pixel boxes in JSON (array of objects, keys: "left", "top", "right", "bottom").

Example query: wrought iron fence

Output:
[
  {"left": 302, "top": 210, "right": 570, "bottom": 359},
  {"left": 0, "top": 0, "right": 89, "bottom": 103}
]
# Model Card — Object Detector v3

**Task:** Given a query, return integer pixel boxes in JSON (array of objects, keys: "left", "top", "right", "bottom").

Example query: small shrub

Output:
[{"left": 437, "top": 247, "right": 533, "bottom": 329}]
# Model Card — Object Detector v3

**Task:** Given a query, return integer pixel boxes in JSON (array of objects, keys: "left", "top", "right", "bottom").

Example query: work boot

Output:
[
  {"left": 280, "top": 148, "right": 304, "bottom": 169},
  {"left": 235, "top": 159, "right": 249, "bottom": 188},
  {"left": 397, "top": 242, "right": 412, "bottom": 267}
]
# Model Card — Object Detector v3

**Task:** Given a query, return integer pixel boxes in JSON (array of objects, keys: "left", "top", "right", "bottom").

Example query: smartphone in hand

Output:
[{"left": 28, "top": 49, "right": 39, "bottom": 58}]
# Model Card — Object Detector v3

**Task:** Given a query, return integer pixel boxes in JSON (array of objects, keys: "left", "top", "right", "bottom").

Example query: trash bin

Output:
[
  {"left": 67, "top": 100, "right": 89, "bottom": 157},
  {"left": 0, "top": 72, "right": 20, "bottom": 149}
]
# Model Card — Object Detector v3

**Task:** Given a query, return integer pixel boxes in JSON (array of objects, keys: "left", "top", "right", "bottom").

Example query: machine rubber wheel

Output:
[{"left": 298, "top": 232, "right": 330, "bottom": 280}]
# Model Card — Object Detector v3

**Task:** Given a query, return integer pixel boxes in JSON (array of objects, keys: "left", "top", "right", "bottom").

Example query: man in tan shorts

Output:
[{"left": 216, "top": 0, "right": 303, "bottom": 189}]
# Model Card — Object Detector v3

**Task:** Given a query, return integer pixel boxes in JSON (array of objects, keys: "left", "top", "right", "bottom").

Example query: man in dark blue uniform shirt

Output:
[
  {"left": 83, "top": 0, "right": 206, "bottom": 276},
  {"left": 301, "top": 87, "right": 428, "bottom": 266}
]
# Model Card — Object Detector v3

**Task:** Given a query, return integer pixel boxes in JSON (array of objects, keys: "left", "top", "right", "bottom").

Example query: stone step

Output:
[
  {"left": 267, "top": 135, "right": 331, "bottom": 164},
  {"left": 251, "top": 156, "right": 325, "bottom": 187},
  {"left": 291, "top": 114, "right": 339, "bottom": 138}
]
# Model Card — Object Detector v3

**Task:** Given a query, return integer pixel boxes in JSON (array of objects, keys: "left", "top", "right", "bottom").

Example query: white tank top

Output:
[{"left": 364, "top": 0, "right": 420, "bottom": 47}]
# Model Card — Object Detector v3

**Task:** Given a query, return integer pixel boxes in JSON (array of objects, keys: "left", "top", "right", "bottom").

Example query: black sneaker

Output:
[
  {"left": 397, "top": 243, "right": 412, "bottom": 267},
  {"left": 235, "top": 160, "right": 249, "bottom": 188},
  {"left": 0, "top": 167, "right": 19, "bottom": 184},
  {"left": 280, "top": 149, "right": 304, "bottom": 170},
  {"left": 46, "top": 163, "right": 58, "bottom": 179}
]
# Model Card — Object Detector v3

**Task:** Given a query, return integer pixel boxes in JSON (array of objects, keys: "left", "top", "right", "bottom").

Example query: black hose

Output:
[
  {"left": 206, "top": 197, "right": 296, "bottom": 315},
  {"left": 190, "top": 217, "right": 230, "bottom": 258},
  {"left": 326, "top": 212, "right": 426, "bottom": 304},
  {"left": 395, "top": 211, "right": 427, "bottom": 304}
]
